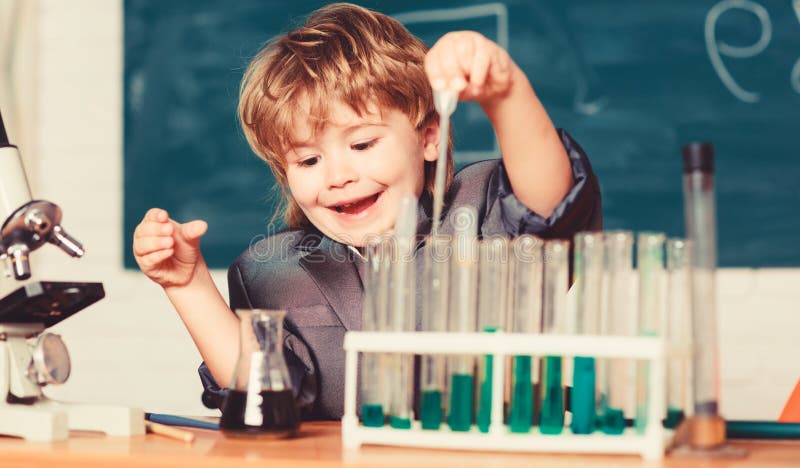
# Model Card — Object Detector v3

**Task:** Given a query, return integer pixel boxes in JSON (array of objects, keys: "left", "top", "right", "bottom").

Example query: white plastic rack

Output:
[{"left": 342, "top": 331, "right": 672, "bottom": 460}]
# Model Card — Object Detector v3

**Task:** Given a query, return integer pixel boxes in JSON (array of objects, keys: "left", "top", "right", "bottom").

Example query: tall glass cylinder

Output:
[
  {"left": 571, "top": 232, "right": 604, "bottom": 434},
  {"left": 475, "top": 236, "right": 509, "bottom": 432},
  {"left": 634, "top": 232, "right": 665, "bottom": 433},
  {"left": 539, "top": 239, "right": 569, "bottom": 435},
  {"left": 447, "top": 206, "right": 478, "bottom": 432},
  {"left": 682, "top": 142, "right": 725, "bottom": 447},
  {"left": 666, "top": 238, "right": 694, "bottom": 429},
  {"left": 601, "top": 230, "right": 634, "bottom": 434},
  {"left": 508, "top": 235, "right": 543, "bottom": 433},
  {"left": 420, "top": 234, "right": 451, "bottom": 429}
]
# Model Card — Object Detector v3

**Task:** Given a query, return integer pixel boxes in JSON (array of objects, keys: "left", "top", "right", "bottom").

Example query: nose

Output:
[{"left": 326, "top": 153, "right": 358, "bottom": 189}]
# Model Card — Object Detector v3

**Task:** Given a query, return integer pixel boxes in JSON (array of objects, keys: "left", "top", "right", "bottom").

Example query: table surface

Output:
[{"left": 0, "top": 421, "right": 798, "bottom": 468}]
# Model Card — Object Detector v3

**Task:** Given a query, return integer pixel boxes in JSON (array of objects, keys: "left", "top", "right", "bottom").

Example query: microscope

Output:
[{"left": 0, "top": 110, "right": 144, "bottom": 441}]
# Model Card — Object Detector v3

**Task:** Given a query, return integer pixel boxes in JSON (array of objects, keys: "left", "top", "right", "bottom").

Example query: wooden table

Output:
[{"left": 0, "top": 421, "right": 798, "bottom": 467}]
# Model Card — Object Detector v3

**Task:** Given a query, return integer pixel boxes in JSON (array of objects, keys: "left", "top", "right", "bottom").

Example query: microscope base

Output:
[{"left": 0, "top": 398, "right": 145, "bottom": 441}]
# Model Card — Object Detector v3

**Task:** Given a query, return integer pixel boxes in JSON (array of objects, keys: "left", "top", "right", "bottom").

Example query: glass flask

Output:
[{"left": 219, "top": 309, "right": 300, "bottom": 438}]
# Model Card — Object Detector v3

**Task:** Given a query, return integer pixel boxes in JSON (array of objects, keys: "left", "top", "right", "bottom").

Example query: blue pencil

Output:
[{"left": 145, "top": 413, "right": 219, "bottom": 431}]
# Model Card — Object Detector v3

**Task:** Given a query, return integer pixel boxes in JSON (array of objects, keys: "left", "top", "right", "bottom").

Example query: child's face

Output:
[{"left": 285, "top": 100, "right": 438, "bottom": 247}]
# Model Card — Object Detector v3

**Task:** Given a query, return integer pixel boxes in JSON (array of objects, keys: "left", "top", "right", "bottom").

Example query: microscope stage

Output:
[{"left": 0, "top": 281, "right": 104, "bottom": 327}]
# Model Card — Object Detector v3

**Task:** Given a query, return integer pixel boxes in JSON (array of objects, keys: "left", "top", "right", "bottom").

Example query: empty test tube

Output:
[
  {"left": 571, "top": 232, "right": 604, "bottom": 434},
  {"left": 601, "top": 231, "right": 634, "bottom": 434},
  {"left": 634, "top": 232, "right": 666, "bottom": 433},
  {"left": 476, "top": 237, "right": 509, "bottom": 433},
  {"left": 388, "top": 195, "right": 417, "bottom": 429},
  {"left": 420, "top": 234, "right": 451, "bottom": 429},
  {"left": 360, "top": 237, "right": 388, "bottom": 427},
  {"left": 665, "top": 238, "right": 694, "bottom": 429},
  {"left": 447, "top": 206, "right": 479, "bottom": 432},
  {"left": 508, "top": 235, "right": 543, "bottom": 433},
  {"left": 540, "top": 239, "right": 569, "bottom": 435}
]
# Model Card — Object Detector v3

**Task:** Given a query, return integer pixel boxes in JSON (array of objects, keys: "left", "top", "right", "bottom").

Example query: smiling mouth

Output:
[{"left": 332, "top": 193, "right": 381, "bottom": 215}]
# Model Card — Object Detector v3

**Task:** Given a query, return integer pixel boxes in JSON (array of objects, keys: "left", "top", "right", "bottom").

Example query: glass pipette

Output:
[{"left": 431, "top": 90, "right": 457, "bottom": 236}]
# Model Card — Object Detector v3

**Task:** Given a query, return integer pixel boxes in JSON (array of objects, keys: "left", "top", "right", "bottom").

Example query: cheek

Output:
[{"left": 286, "top": 171, "right": 318, "bottom": 207}]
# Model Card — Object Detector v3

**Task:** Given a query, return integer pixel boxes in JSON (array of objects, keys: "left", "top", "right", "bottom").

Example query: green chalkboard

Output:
[{"left": 124, "top": 0, "right": 800, "bottom": 268}]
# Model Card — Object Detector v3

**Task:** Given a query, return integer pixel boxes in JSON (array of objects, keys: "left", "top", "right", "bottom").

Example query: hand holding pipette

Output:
[{"left": 427, "top": 32, "right": 514, "bottom": 235}]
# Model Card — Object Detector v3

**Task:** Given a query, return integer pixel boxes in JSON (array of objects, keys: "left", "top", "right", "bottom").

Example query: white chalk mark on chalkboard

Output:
[
  {"left": 393, "top": 3, "right": 508, "bottom": 163},
  {"left": 393, "top": 3, "right": 508, "bottom": 50},
  {"left": 705, "top": 0, "right": 772, "bottom": 103}
]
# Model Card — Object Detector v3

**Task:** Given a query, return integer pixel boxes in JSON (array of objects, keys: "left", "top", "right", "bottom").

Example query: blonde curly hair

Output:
[{"left": 238, "top": 2, "right": 453, "bottom": 227}]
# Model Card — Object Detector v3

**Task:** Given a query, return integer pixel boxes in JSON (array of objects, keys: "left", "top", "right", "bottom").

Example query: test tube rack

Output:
[{"left": 342, "top": 331, "right": 671, "bottom": 460}]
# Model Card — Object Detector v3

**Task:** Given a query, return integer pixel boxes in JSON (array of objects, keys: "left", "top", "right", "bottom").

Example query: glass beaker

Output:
[{"left": 219, "top": 309, "right": 300, "bottom": 438}]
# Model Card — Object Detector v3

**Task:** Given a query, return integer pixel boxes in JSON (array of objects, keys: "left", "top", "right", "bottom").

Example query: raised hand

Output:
[
  {"left": 133, "top": 208, "right": 208, "bottom": 288},
  {"left": 425, "top": 31, "right": 514, "bottom": 104}
]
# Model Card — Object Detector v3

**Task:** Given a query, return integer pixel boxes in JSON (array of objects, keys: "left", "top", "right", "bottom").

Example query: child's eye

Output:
[
  {"left": 299, "top": 156, "right": 320, "bottom": 168},
  {"left": 351, "top": 139, "right": 377, "bottom": 151}
]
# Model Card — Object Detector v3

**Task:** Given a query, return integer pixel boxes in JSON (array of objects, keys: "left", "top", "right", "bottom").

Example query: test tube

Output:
[
  {"left": 539, "top": 239, "right": 569, "bottom": 435},
  {"left": 475, "top": 236, "right": 509, "bottom": 433},
  {"left": 666, "top": 238, "right": 694, "bottom": 429},
  {"left": 420, "top": 234, "right": 451, "bottom": 429},
  {"left": 571, "top": 232, "right": 604, "bottom": 434},
  {"left": 634, "top": 232, "right": 666, "bottom": 433},
  {"left": 447, "top": 206, "right": 478, "bottom": 432},
  {"left": 682, "top": 142, "right": 725, "bottom": 447},
  {"left": 601, "top": 230, "right": 634, "bottom": 434},
  {"left": 508, "top": 235, "right": 543, "bottom": 433},
  {"left": 360, "top": 237, "right": 388, "bottom": 427},
  {"left": 388, "top": 195, "right": 417, "bottom": 429}
]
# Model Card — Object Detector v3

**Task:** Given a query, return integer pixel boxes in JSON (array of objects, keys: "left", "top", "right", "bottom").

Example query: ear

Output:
[{"left": 420, "top": 121, "right": 440, "bottom": 162}]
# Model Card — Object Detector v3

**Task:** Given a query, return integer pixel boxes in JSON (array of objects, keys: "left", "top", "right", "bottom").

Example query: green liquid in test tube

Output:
[
  {"left": 508, "top": 235, "right": 543, "bottom": 433},
  {"left": 388, "top": 196, "right": 417, "bottom": 430},
  {"left": 420, "top": 235, "right": 450, "bottom": 430},
  {"left": 447, "top": 207, "right": 478, "bottom": 432},
  {"left": 539, "top": 239, "right": 569, "bottom": 435},
  {"left": 476, "top": 237, "right": 509, "bottom": 433},
  {"left": 360, "top": 237, "right": 388, "bottom": 427},
  {"left": 634, "top": 232, "right": 666, "bottom": 434},
  {"left": 601, "top": 231, "right": 634, "bottom": 435},
  {"left": 571, "top": 232, "right": 604, "bottom": 434}
]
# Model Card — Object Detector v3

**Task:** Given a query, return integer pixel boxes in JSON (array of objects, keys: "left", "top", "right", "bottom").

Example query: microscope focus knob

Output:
[{"left": 28, "top": 332, "right": 71, "bottom": 385}]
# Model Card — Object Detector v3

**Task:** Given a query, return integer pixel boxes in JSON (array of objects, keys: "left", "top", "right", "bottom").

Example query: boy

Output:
[{"left": 133, "top": 3, "right": 601, "bottom": 420}]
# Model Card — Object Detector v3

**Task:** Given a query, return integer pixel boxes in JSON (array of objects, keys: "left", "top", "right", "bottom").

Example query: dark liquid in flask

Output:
[{"left": 219, "top": 389, "right": 301, "bottom": 438}]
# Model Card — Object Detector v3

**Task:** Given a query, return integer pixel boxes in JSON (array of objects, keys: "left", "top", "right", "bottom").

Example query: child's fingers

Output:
[
  {"left": 468, "top": 40, "right": 493, "bottom": 91},
  {"left": 134, "top": 221, "right": 173, "bottom": 239},
  {"left": 145, "top": 207, "right": 169, "bottom": 223},
  {"left": 179, "top": 220, "right": 208, "bottom": 242},
  {"left": 133, "top": 236, "right": 174, "bottom": 257},
  {"left": 136, "top": 248, "right": 174, "bottom": 270}
]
